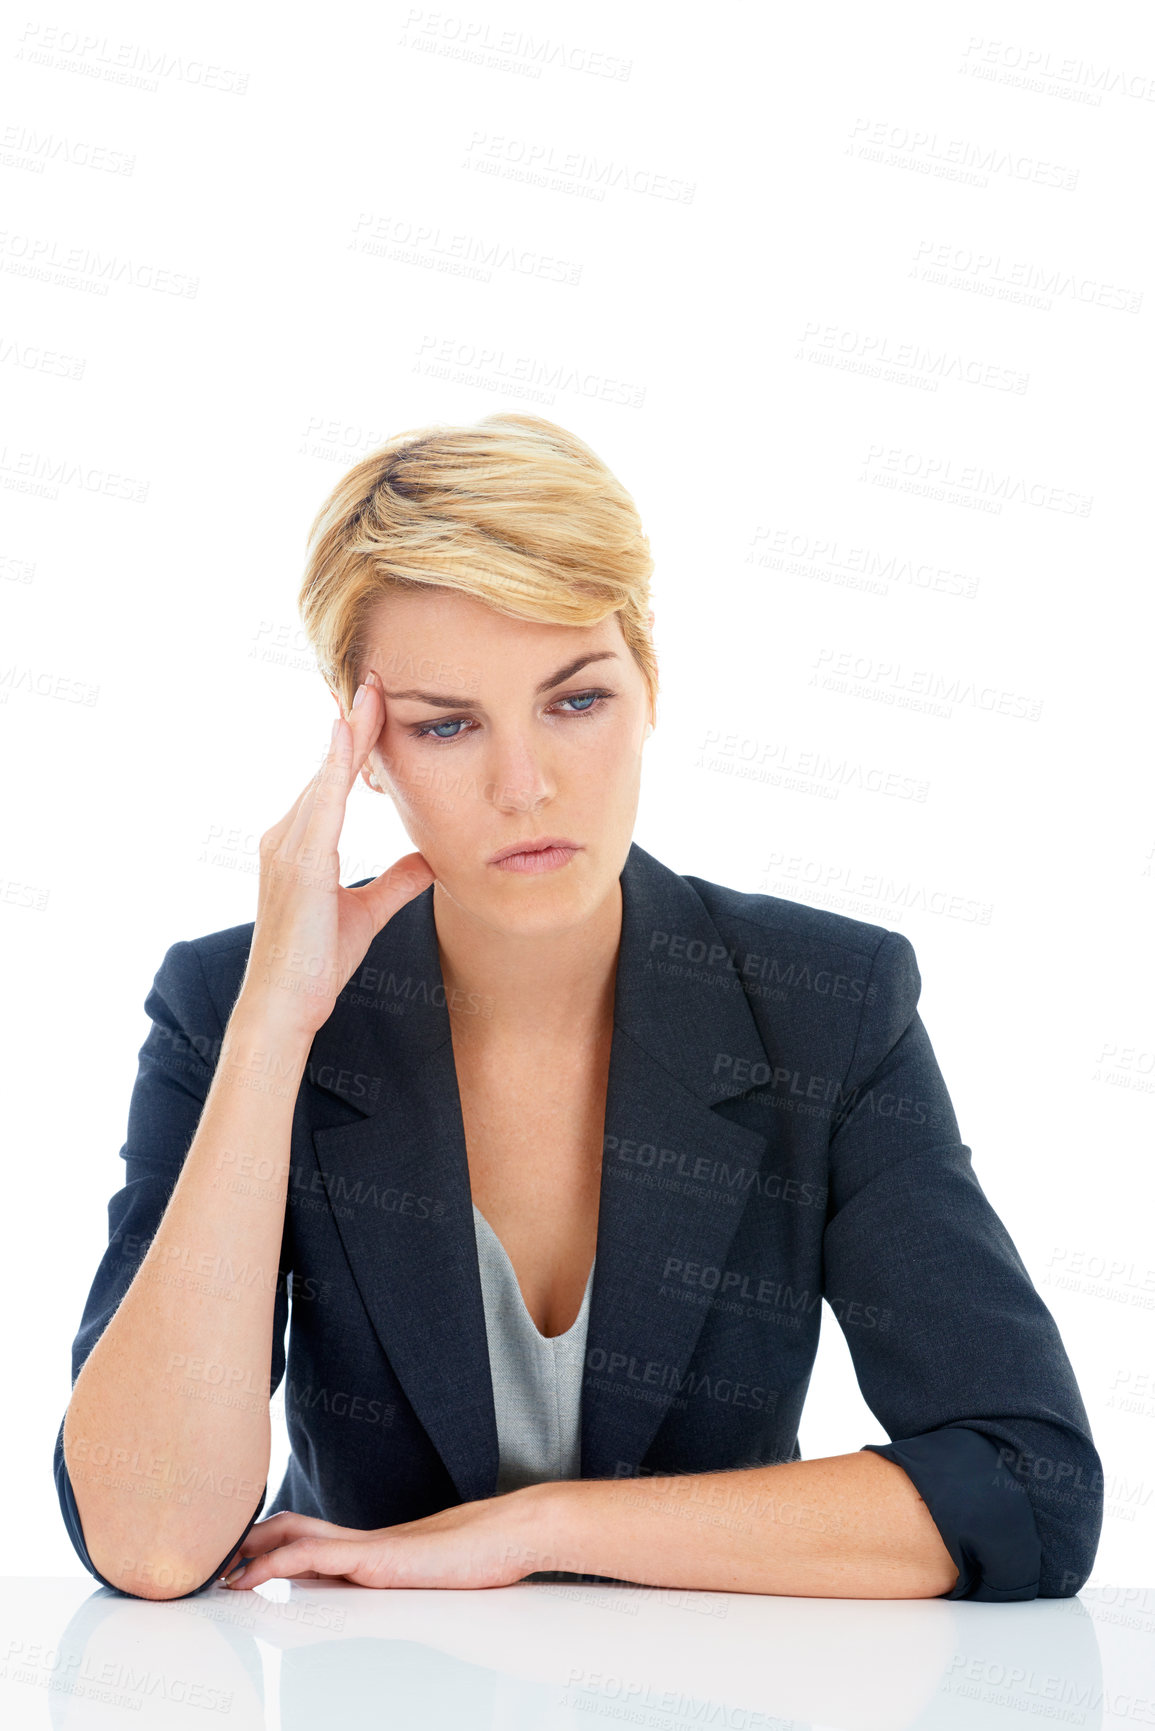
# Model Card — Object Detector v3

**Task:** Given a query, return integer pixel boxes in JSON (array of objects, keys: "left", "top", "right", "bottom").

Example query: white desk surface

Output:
[{"left": 1, "top": 1576, "right": 1150, "bottom": 1729}]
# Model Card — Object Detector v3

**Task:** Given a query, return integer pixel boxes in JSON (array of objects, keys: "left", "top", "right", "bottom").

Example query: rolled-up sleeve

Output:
[
  {"left": 55, "top": 938, "right": 287, "bottom": 1598},
  {"left": 822, "top": 929, "right": 1103, "bottom": 1601}
]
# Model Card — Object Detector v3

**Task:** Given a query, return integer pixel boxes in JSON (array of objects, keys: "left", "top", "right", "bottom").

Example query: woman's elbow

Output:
[{"left": 87, "top": 1542, "right": 226, "bottom": 1601}]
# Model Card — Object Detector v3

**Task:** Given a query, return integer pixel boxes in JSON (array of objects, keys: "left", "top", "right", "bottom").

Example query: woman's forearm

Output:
[
  {"left": 528, "top": 1451, "right": 959, "bottom": 1599},
  {"left": 62, "top": 995, "right": 311, "bottom": 1600}
]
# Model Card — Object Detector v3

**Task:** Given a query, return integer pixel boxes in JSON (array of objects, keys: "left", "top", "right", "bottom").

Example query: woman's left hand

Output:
[{"left": 219, "top": 1488, "right": 567, "bottom": 1591}]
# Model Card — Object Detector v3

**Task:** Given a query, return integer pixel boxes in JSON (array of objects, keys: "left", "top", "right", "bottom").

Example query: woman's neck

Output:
[{"left": 432, "top": 877, "right": 622, "bottom": 1050}]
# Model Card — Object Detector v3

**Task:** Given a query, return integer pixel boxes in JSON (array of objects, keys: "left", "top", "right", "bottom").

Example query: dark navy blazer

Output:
[{"left": 55, "top": 841, "right": 1103, "bottom": 1600}]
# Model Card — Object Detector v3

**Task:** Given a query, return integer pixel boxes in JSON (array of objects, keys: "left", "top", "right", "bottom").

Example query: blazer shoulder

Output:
[
  {"left": 682, "top": 869, "right": 900, "bottom": 969},
  {"left": 154, "top": 870, "right": 380, "bottom": 1036},
  {"left": 680, "top": 870, "right": 923, "bottom": 1069},
  {"left": 156, "top": 915, "right": 256, "bottom": 1032}
]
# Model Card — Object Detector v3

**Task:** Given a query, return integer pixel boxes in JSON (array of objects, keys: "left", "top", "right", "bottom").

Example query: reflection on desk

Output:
[{"left": 1, "top": 1575, "right": 1149, "bottom": 1729}]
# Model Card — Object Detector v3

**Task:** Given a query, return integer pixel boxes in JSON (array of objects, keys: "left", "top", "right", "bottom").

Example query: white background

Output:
[{"left": 3, "top": 0, "right": 1152, "bottom": 1585}]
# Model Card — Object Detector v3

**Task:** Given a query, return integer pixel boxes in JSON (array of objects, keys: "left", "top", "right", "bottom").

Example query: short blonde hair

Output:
[{"left": 297, "top": 413, "right": 658, "bottom": 720}]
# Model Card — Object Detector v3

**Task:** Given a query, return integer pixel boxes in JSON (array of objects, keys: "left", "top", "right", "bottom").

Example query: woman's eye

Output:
[
  {"left": 418, "top": 718, "right": 470, "bottom": 740},
  {"left": 410, "top": 690, "right": 613, "bottom": 743}
]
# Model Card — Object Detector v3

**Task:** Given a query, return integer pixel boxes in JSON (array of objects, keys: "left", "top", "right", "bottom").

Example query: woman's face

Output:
[{"left": 354, "top": 586, "right": 655, "bottom": 935}]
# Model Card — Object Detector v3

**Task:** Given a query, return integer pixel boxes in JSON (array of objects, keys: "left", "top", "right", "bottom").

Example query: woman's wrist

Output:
[
  {"left": 226, "top": 990, "right": 318, "bottom": 1066},
  {"left": 507, "top": 1479, "right": 590, "bottom": 1579}
]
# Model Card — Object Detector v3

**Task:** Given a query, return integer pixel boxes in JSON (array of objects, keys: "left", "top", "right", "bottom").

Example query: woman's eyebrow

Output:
[{"left": 381, "top": 650, "right": 621, "bottom": 706}]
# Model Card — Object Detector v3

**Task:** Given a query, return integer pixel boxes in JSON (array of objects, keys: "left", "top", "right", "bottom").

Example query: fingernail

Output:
[
  {"left": 352, "top": 683, "right": 367, "bottom": 711},
  {"left": 223, "top": 1563, "right": 247, "bottom": 1584}
]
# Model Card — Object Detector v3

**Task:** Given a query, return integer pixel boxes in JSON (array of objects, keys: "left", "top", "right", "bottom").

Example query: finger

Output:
[
  {"left": 348, "top": 851, "right": 435, "bottom": 933},
  {"left": 240, "top": 1511, "right": 357, "bottom": 1554},
  {"left": 277, "top": 711, "right": 355, "bottom": 870},
  {"left": 262, "top": 770, "right": 327, "bottom": 855},
  {"left": 346, "top": 676, "right": 386, "bottom": 783},
  {"left": 224, "top": 1520, "right": 352, "bottom": 1580},
  {"left": 272, "top": 676, "right": 383, "bottom": 860},
  {"left": 224, "top": 1536, "right": 365, "bottom": 1591}
]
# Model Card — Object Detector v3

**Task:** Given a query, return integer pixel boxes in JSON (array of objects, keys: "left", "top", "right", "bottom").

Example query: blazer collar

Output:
[{"left": 307, "top": 841, "right": 772, "bottom": 1500}]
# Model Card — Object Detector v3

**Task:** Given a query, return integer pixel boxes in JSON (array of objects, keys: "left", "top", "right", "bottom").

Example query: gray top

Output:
[{"left": 471, "top": 1202, "right": 594, "bottom": 1495}]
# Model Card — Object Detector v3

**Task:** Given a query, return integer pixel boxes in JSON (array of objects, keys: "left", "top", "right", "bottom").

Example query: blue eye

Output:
[{"left": 410, "top": 689, "right": 613, "bottom": 743}]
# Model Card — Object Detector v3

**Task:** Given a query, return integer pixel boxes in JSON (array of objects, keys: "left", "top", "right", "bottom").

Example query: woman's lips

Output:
[{"left": 490, "top": 843, "right": 581, "bottom": 874}]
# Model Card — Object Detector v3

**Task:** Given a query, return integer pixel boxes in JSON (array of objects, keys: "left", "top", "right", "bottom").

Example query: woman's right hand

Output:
[{"left": 239, "top": 671, "right": 435, "bottom": 1044}]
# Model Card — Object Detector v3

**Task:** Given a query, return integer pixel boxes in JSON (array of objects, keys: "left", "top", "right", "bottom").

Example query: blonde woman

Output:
[{"left": 56, "top": 415, "right": 1102, "bottom": 1602}]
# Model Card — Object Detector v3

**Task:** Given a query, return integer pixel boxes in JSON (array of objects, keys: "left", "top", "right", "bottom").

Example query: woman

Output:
[{"left": 55, "top": 414, "right": 1102, "bottom": 1603}]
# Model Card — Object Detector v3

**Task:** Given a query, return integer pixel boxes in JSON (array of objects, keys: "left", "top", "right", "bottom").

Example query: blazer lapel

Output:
[
  {"left": 578, "top": 845, "right": 772, "bottom": 1478},
  {"left": 306, "top": 907, "right": 497, "bottom": 1507},
  {"left": 303, "top": 842, "right": 773, "bottom": 1504}
]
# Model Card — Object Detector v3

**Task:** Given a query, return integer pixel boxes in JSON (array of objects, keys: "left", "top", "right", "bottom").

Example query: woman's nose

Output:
[{"left": 483, "top": 731, "right": 555, "bottom": 816}]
